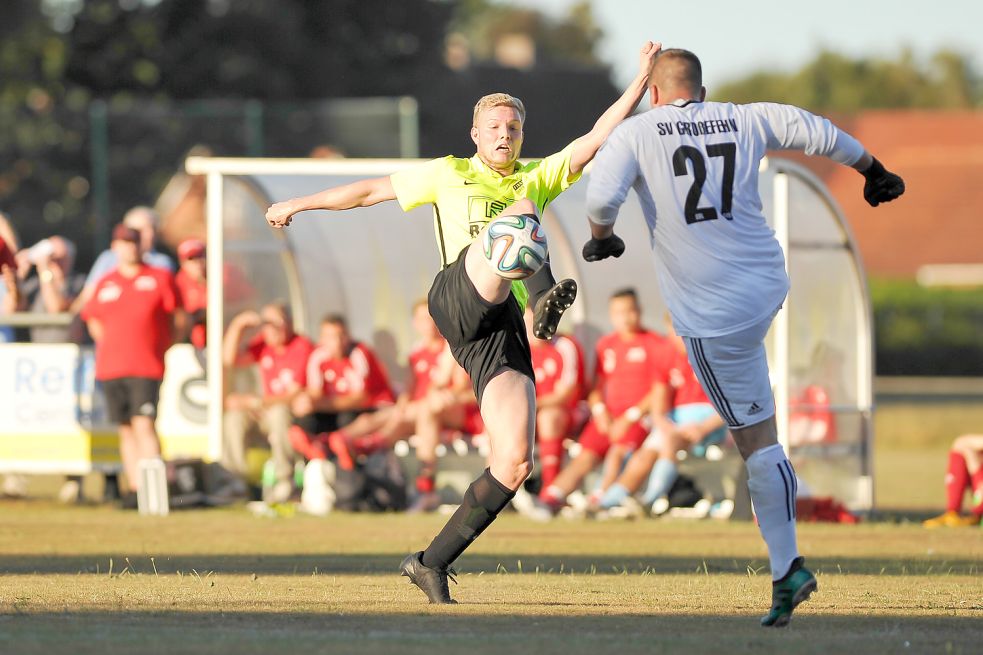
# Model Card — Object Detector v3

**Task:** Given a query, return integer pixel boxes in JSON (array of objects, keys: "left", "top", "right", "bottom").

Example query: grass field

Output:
[{"left": 1, "top": 503, "right": 979, "bottom": 655}]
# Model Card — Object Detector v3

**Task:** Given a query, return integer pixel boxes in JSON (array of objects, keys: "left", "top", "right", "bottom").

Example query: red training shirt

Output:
[
  {"left": 247, "top": 333, "right": 314, "bottom": 398},
  {"left": 306, "top": 342, "right": 395, "bottom": 407},
  {"left": 531, "top": 334, "right": 585, "bottom": 408},
  {"left": 594, "top": 329, "right": 671, "bottom": 416},
  {"left": 407, "top": 340, "right": 447, "bottom": 401},
  {"left": 81, "top": 265, "right": 177, "bottom": 380}
]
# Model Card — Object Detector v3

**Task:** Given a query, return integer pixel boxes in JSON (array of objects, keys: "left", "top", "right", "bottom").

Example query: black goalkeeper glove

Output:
[
  {"left": 861, "top": 157, "right": 905, "bottom": 207},
  {"left": 582, "top": 234, "right": 625, "bottom": 262}
]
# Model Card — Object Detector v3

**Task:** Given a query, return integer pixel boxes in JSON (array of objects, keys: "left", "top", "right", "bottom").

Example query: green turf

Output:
[{"left": 0, "top": 504, "right": 979, "bottom": 654}]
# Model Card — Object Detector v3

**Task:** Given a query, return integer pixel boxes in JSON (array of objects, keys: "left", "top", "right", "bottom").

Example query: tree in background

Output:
[
  {"left": 449, "top": 0, "right": 603, "bottom": 68},
  {"left": 713, "top": 48, "right": 981, "bottom": 111}
]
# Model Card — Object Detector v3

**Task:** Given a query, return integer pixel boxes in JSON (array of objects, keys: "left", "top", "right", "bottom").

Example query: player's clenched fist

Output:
[
  {"left": 266, "top": 202, "right": 295, "bottom": 228},
  {"left": 582, "top": 234, "right": 626, "bottom": 262},
  {"left": 860, "top": 158, "right": 905, "bottom": 207}
]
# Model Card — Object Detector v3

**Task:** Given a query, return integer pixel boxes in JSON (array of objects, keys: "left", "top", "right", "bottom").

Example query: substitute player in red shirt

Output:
[
  {"left": 289, "top": 314, "right": 395, "bottom": 470},
  {"left": 223, "top": 302, "right": 314, "bottom": 502},
  {"left": 524, "top": 306, "right": 585, "bottom": 489},
  {"left": 537, "top": 288, "right": 669, "bottom": 515},
  {"left": 597, "top": 318, "right": 726, "bottom": 513},
  {"left": 81, "top": 224, "right": 179, "bottom": 501}
]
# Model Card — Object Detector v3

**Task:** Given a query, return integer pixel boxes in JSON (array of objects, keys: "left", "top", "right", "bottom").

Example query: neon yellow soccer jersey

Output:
[{"left": 390, "top": 141, "right": 581, "bottom": 308}]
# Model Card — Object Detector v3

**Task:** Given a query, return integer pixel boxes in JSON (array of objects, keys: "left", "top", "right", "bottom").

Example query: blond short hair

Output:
[{"left": 472, "top": 93, "right": 526, "bottom": 126}]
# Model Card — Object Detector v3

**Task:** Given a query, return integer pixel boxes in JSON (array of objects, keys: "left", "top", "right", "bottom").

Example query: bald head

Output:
[{"left": 651, "top": 48, "right": 703, "bottom": 101}]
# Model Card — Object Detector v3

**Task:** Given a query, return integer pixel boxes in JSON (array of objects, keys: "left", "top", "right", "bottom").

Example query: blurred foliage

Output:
[
  {"left": 870, "top": 279, "right": 983, "bottom": 376},
  {"left": 1, "top": 0, "right": 453, "bottom": 265},
  {"left": 713, "top": 49, "right": 982, "bottom": 111},
  {"left": 1, "top": 0, "right": 607, "bottom": 269},
  {"left": 450, "top": 0, "right": 603, "bottom": 67}
]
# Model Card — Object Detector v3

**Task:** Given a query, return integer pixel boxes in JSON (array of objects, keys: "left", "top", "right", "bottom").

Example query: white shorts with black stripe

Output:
[{"left": 682, "top": 311, "right": 777, "bottom": 430}]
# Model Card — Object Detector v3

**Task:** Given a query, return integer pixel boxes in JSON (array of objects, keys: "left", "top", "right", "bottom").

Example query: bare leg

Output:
[
  {"left": 483, "top": 370, "right": 536, "bottom": 490},
  {"left": 117, "top": 423, "right": 140, "bottom": 492},
  {"left": 544, "top": 449, "right": 600, "bottom": 499},
  {"left": 615, "top": 447, "right": 661, "bottom": 494},
  {"left": 595, "top": 443, "right": 631, "bottom": 495}
]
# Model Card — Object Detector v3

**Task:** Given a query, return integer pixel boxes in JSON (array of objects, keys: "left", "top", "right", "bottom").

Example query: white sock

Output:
[{"left": 746, "top": 443, "right": 800, "bottom": 580}]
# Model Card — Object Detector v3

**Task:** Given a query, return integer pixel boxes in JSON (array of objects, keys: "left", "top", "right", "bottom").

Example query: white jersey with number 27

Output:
[{"left": 586, "top": 100, "right": 864, "bottom": 338}]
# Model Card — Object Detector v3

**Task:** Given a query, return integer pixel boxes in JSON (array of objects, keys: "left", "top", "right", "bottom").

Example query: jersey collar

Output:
[
  {"left": 670, "top": 98, "right": 703, "bottom": 108},
  {"left": 471, "top": 154, "right": 520, "bottom": 178}
]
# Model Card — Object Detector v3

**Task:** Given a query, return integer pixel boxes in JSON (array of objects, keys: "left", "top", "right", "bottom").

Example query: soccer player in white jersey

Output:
[
  {"left": 583, "top": 48, "right": 904, "bottom": 627},
  {"left": 266, "top": 41, "right": 662, "bottom": 605}
]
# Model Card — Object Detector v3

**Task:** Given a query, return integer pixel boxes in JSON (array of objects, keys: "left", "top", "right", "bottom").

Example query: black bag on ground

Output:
[
  {"left": 666, "top": 473, "right": 704, "bottom": 509},
  {"left": 332, "top": 450, "right": 408, "bottom": 512}
]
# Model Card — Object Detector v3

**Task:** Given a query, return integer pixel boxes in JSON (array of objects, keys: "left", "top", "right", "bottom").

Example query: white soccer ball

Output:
[{"left": 481, "top": 213, "right": 548, "bottom": 280}]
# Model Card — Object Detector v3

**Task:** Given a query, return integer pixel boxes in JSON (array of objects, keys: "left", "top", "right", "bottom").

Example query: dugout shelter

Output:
[{"left": 181, "top": 155, "right": 875, "bottom": 512}]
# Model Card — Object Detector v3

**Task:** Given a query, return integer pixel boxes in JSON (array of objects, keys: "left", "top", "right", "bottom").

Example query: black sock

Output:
[
  {"left": 523, "top": 260, "right": 557, "bottom": 310},
  {"left": 421, "top": 468, "right": 515, "bottom": 570}
]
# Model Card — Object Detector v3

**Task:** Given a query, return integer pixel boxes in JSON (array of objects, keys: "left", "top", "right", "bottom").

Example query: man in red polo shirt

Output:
[
  {"left": 81, "top": 224, "right": 179, "bottom": 502},
  {"left": 537, "top": 288, "right": 670, "bottom": 515},
  {"left": 223, "top": 302, "right": 313, "bottom": 502},
  {"left": 174, "top": 238, "right": 207, "bottom": 350}
]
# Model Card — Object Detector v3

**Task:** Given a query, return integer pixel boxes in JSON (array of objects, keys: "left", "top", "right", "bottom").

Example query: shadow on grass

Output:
[
  {"left": 0, "top": 552, "right": 977, "bottom": 576},
  {"left": 0, "top": 610, "right": 979, "bottom": 655}
]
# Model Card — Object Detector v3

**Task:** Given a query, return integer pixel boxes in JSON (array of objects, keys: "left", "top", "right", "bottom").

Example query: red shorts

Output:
[{"left": 577, "top": 418, "right": 648, "bottom": 458}]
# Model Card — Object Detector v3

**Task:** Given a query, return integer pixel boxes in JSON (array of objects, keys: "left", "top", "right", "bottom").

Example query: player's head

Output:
[
  {"left": 110, "top": 224, "right": 141, "bottom": 266},
  {"left": 178, "top": 238, "right": 206, "bottom": 280},
  {"left": 319, "top": 313, "right": 351, "bottom": 359},
  {"left": 650, "top": 48, "right": 706, "bottom": 107},
  {"left": 123, "top": 206, "right": 160, "bottom": 253},
  {"left": 260, "top": 301, "right": 293, "bottom": 346},
  {"left": 609, "top": 288, "right": 641, "bottom": 336},
  {"left": 411, "top": 299, "right": 440, "bottom": 342},
  {"left": 471, "top": 93, "right": 525, "bottom": 174}
]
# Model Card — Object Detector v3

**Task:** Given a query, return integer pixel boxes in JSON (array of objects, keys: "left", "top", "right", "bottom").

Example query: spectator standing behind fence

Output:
[
  {"left": 13, "top": 236, "right": 86, "bottom": 344},
  {"left": 222, "top": 303, "right": 314, "bottom": 503},
  {"left": 74, "top": 206, "right": 175, "bottom": 312},
  {"left": 80, "top": 225, "right": 179, "bottom": 507},
  {"left": 174, "top": 238, "right": 207, "bottom": 350}
]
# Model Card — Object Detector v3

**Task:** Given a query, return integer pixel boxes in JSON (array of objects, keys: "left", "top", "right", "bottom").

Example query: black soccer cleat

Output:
[
  {"left": 400, "top": 551, "right": 458, "bottom": 604},
  {"left": 533, "top": 278, "right": 577, "bottom": 340}
]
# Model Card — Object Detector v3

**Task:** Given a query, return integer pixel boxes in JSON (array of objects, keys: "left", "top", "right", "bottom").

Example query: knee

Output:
[{"left": 495, "top": 453, "right": 533, "bottom": 489}]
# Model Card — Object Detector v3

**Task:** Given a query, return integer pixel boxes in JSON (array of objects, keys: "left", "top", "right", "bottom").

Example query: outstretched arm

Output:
[
  {"left": 756, "top": 103, "right": 904, "bottom": 207},
  {"left": 265, "top": 176, "right": 397, "bottom": 228},
  {"left": 568, "top": 41, "right": 660, "bottom": 175}
]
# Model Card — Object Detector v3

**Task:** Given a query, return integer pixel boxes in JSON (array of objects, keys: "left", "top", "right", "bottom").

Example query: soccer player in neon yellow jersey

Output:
[{"left": 266, "top": 41, "right": 660, "bottom": 604}]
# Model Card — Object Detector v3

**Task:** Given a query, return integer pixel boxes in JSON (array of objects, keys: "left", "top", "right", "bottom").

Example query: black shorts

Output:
[
  {"left": 102, "top": 377, "right": 162, "bottom": 424},
  {"left": 293, "top": 410, "right": 367, "bottom": 435},
  {"left": 427, "top": 248, "right": 534, "bottom": 406}
]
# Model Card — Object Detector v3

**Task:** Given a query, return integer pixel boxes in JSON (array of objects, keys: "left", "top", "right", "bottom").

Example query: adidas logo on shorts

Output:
[{"left": 747, "top": 402, "right": 762, "bottom": 415}]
